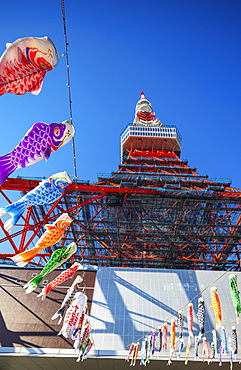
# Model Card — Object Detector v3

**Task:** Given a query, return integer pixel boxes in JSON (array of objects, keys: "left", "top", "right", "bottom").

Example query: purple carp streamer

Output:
[{"left": 0, "top": 120, "right": 74, "bottom": 185}]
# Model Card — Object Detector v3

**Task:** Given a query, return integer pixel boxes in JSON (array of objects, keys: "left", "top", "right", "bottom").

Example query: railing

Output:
[{"left": 120, "top": 124, "right": 182, "bottom": 146}]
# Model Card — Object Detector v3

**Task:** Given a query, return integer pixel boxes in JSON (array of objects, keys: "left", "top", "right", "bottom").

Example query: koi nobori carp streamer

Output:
[
  {"left": 212, "top": 329, "right": 217, "bottom": 359},
  {"left": 167, "top": 319, "right": 176, "bottom": 365},
  {"left": 177, "top": 310, "right": 184, "bottom": 357},
  {"left": 126, "top": 343, "right": 135, "bottom": 362},
  {"left": 202, "top": 337, "right": 211, "bottom": 364},
  {"left": 185, "top": 339, "right": 191, "bottom": 365},
  {"left": 52, "top": 275, "right": 83, "bottom": 324},
  {"left": 162, "top": 322, "right": 168, "bottom": 351},
  {"left": 229, "top": 274, "right": 241, "bottom": 323},
  {"left": 197, "top": 297, "right": 205, "bottom": 339},
  {"left": 24, "top": 242, "right": 77, "bottom": 294},
  {"left": 58, "top": 291, "right": 87, "bottom": 339},
  {"left": 156, "top": 325, "right": 162, "bottom": 352},
  {"left": 0, "top": 171, "right": 71, "bottom": 232},
  {"left": 140, "top": 338, "right": 148, "bottom": 366},
  {"left": 11, "top": 213, "right": 73, "bottom": 266},
  {"left": 210, "top": 286, "right": 222, "bottom": 330},
  {"left": 126, "top": 342, "right": 140, "bottom": 366},
  {"left": 37, "top": 262, "right": 81, "bottom": 299},
  {"left": 221, "top": 326, "right": 227, "bottom": 355},
  {"left": 130, "top": 342, "right": 140, "bottom": 366},
  {"left": 228, "top": 329, "right": 237, "bottom": 370},
  {"left": 0, "top": 120, "right": 74, "bottom": 185},
  {"left": 0, "top": 36, "right": 58, "bottom": 96},
  {"left": 187, "top": 302, "right": 194, "bottom": 338},
  {"left": 194, "top": 335, "right": 200, "bottom": 360},
  {"left": 231, "top": 326, "right": 238, "bottom": 357},
  {"left": 74, "top": 316, "right": 94, "bottom": 362}
]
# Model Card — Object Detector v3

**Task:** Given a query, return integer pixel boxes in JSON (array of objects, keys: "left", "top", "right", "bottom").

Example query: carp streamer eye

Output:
[
  {"left": 53, "top": 127, "right": 61, "bottom": 137},
  {"left": 39, "top": 61, "right": 48, "bottom": 69},
  {"left": 37, "top": 57, "right": 52, "bottom": 70}
]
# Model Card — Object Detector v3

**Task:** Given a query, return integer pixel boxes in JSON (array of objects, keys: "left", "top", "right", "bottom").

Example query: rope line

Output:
[
  {"left": 125, "top": 260, "right": 240, "bottom": 349},
  {"left": 61, "top": 0, "right": 78, "bottom": 181}
]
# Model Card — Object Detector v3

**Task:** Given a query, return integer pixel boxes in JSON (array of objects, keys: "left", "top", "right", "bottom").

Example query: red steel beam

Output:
[{"left": 1, "top": 177, "right": 241, "bottom": 199}]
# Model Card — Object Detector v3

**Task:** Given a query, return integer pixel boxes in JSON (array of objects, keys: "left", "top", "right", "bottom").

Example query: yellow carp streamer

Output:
[
  {"left": 185, "top": 340, "right": 191, "bottom": 365},
  {"left": 210, "top": 287, "right": 222, "bottom": 329},
  {"left": 167, "top": 319, "right": 176, "bottom": 365}
]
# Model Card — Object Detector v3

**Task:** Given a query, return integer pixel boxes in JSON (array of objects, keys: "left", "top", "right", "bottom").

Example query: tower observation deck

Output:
[{"left": 1, "top": 93, "right": 241, "bottom": 270}]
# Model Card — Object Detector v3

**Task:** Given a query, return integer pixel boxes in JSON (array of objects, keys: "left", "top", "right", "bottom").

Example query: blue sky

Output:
[{"left": 1, "top": 0, "right": 241, "bottom": 189}]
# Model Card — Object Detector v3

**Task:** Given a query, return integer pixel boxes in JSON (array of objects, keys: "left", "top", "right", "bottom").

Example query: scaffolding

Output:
[{"left": 0, "top": 93, "right": 241, "bottom": 270}]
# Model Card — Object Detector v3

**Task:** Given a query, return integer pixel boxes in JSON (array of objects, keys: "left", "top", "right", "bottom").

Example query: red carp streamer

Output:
[
  {"left": 37, "top": 262, "right": 80, "bottom": 299},
  {"left": 126, "top": 343, "right": 135, "bottom": 362},
  {"left": 187, "top": 302, "right": 194, "bottom": 338},
  {"left": 162, "top": 322, "right": 168, "bottom": 351},
  {"left": 202, "top": 337, "right": 211, "bottom": 364}
]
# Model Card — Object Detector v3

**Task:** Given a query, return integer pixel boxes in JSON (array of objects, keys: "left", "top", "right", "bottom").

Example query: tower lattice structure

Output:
[{"left": 0, "top": 93, "right": 241, "bottom": 270}]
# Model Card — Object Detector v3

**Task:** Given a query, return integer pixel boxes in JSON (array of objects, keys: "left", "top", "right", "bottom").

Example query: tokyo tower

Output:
[{"left": 1, "top": 92, "right": 241, "bottom": 270}]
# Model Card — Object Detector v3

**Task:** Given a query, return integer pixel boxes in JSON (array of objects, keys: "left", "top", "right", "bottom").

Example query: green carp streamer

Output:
[{"left": 229, "top": 274, "right": 241, "bottom": 322}]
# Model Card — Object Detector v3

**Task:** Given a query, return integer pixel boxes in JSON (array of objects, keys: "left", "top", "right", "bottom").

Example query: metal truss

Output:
[{"left": 0, "top": 150, "right": 241, "bottom": 270}]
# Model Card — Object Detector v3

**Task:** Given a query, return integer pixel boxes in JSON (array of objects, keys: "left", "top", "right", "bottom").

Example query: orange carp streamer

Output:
[
  {"left": 11, "top": 213, "right": 73, "bottom": 266},
  {"left": 210, "top": 287, "right": 222, "bottom": 330},
  {"left": 170, "top": 319, "right": 176, "bottom": 350},
  {"left": 185, "top": 340, "right": 191, "bottom": 365},
  {"left": 132, "top": 342, "right": 140, "bottom": 366}
]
